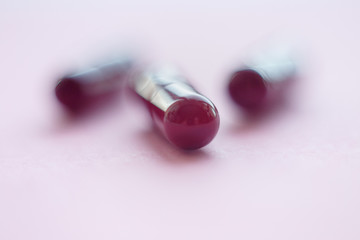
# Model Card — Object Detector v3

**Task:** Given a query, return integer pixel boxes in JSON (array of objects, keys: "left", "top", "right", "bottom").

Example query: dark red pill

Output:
[
  {"left": 132, "top": 66, "right": 220, "bottom": 150},
  {"left": 228, "top": 49, "right": 296, "bottom": 112},
  {"left": 55, "top": 58, "right": 132, "bottom": 113}
]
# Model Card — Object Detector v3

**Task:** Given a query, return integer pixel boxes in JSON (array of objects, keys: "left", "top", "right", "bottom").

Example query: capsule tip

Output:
[
  {"left": 228, "top": 69, "right": 267, "bottom": 110},
  {"left": 55, "top": 77, "right": 85, "bottom": 112},
  {"left": 163, "top": 98, "right": 220, "bottom": 150}
]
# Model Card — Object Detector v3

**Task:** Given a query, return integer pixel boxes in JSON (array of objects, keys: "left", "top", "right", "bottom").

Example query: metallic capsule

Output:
[
  {"left": 228, "top": 47, "right": 297, "bottom": 111},
  {"left": 55, "top": 58, "right": 132, "bottom": 113},
  {"left": 132, "top": 66, "right": 220, "bottom": 150}
]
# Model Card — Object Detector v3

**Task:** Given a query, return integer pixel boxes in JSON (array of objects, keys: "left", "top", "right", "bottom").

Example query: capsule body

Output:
[
  {"left": 55, "top": 58, "right": 132, "bottom": 113},
  {"left": 132, "top": 66, "right": 220, "bottom": 150},
  {"left": 228, "top": 48, "right": 296, "bottom": 111}
]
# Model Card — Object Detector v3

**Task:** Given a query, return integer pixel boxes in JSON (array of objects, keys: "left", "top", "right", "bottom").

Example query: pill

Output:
[
  {"left": 228, "top": 48, "right": 296, "bottom": 112},
  {"left": 55, "top": 58, "right": 132, "bottom": 113},
  {"left": 131, "top": 66, "right": 220, "bottom": 150}
]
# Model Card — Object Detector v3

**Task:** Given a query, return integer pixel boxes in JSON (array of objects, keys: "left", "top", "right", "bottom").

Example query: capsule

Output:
[
  {"left": 55, "top": 58, "right": 132, "bottom": 113},
  {"left": 132, "top": 66, "right": 220, "bottom": 150},
  {"left": 228, "top": 48, "right": 296, "bottom": 112}
]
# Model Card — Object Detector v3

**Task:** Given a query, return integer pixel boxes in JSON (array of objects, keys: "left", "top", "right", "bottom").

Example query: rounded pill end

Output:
[
  {"left": 228, "top": 69, "right": 267, "bottom": 110},
  {"left": 164, "top": 97, "right": 220, "bottom": 150},
  {"left": 55, "top": 77, "right": 85, "bottom": 112}
]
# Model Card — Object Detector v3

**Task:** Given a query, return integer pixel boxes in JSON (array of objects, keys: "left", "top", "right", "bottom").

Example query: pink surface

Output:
[{"left": 1, "top": 1, "right": 360, "bottom": 239}]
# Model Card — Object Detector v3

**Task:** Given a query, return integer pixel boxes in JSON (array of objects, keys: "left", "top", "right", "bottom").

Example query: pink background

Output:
[{"left": 1, "top": 0, "right": 360, "bottom": 239}]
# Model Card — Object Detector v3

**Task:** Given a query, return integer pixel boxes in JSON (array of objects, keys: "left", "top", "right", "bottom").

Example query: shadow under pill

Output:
[
  {"left": 48, "top": 94, "right": 124, "bottom": 135},
  {"left": 228, "top": 97, "right": 294, "bottom": 134},
  {"left": 136, "top": 128, "right": 213, "bottom": 165}
]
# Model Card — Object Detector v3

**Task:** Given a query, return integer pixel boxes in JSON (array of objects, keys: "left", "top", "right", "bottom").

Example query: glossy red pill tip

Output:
[
  {"left": 131, "top": 66, "right": 220, "bottom": 150},
  {"left": 228, "top": 48, "right": 296, "bottom": 111},
  {"left": 55, "top": 58, "right": 132, "bottom": 113}
]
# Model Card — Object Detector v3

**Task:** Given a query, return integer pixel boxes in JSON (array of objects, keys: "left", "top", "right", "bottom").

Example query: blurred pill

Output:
[
  {"left": 55, "top": 57, "right": 132, "bottom": 113},
  {"left": 227, "top": 47, "right": 297, "bottom": 112},
  {"left": 131, "top": 66, "right": 220, "bottom": 150}
]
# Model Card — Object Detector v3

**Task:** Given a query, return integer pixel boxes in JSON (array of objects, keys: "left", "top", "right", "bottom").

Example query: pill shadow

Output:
[
  {"left": 136, "top": 127, "right": 213, "bottom": 165},
  {"left": 228, "top": 97, "right": 295, "bottom": 134},
  {"left": 50, "top": 94, "right": 124, "bottom": 134}
]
